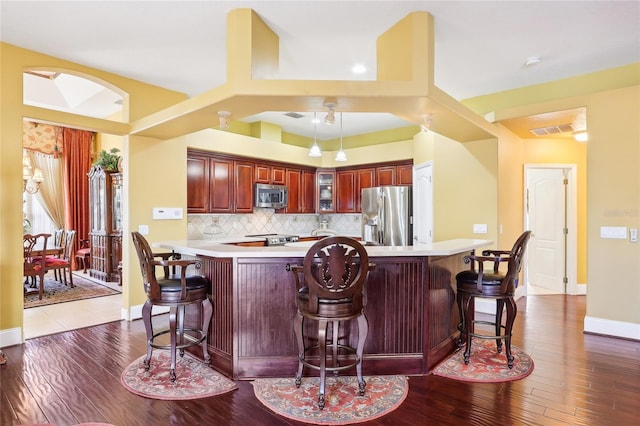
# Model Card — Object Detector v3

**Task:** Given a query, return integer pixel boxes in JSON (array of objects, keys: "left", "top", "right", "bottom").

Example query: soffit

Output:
[{"left": 130, "top": 10, "right": 498, "bottom": 143}]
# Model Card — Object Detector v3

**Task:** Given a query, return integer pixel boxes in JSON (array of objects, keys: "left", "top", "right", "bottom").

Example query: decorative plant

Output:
[{"left": 94, "top": 148, "right": 121, "bottom": 171}]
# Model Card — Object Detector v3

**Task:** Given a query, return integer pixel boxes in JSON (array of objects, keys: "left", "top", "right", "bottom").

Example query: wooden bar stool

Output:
[
  {"left": 456, "top": 231, "right": 531, "bottom": 368},
  {"left": 287, "top": 237, "right": 375, "bottom": 410}
]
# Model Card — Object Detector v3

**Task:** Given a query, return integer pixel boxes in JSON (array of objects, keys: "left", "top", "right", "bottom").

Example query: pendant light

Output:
[
  {"left": 335, "top": 112, "right": 347, "bottom": 162},
  {"left": 309, "top": 112, "right": 322, "bottom": 157}
]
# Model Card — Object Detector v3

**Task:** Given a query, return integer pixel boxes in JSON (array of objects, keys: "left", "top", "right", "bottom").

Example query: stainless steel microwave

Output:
[{"left": 254, "top": 183, "right": 288, "bottom": 209}]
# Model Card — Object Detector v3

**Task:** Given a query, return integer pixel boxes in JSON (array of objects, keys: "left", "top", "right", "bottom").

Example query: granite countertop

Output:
[{"left": 153, "top": 238, "right": 493, "bottom": 258}]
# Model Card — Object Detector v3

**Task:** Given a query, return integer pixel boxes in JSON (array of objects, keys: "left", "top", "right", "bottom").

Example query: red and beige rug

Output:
[
  {"left": 121, "top": 352, "right": 237, "bottom": 400},
  {"left": 252, "top": 375, "right": 408, "bottom": 425},
  {"left": 431, "top": 339, "right": 534, "bottom": 382}
]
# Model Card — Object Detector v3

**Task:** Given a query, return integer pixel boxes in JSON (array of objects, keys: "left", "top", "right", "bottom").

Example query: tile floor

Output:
[{"left": 23, "top": 272, "right": 123, "bottom": 340}]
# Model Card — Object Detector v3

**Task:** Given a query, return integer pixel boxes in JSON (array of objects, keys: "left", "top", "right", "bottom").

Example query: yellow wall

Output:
[
  {"left": 432, "top": 136, "right": 499, "bottom": 244},
  {"left": 467, "top": 71, "right": 640, "bottom": 332},
  {"left": 0, "top": 43, "right": 186, "bottom": 342},
  {"left": 586, "top": 86, "right": 640, "bottom": 325}
]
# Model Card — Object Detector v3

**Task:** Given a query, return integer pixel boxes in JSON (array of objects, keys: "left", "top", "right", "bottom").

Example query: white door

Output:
[
  {"left": 525, "top": 167, "right": 569, "bottom": 294},
  {"left": 413, "top": 162, "right": 433, "bottom": 244}
]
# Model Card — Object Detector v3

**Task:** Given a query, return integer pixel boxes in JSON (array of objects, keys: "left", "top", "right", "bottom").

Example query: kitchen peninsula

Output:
[{"left": 155, "top": 238, "right": 491, "bottom": 379}]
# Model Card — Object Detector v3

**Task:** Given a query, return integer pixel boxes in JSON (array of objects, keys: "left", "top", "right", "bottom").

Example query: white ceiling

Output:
[{"left": 2, "top": 1, "right": 639, "bottom": 139}]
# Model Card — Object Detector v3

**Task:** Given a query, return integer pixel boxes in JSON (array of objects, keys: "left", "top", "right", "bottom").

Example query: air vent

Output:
[
  {"left": 284, "top": 112, "right": 305, "bottom": 119},
  {"left": 530, "top": 123, "right": 574, "bottom": 136}
]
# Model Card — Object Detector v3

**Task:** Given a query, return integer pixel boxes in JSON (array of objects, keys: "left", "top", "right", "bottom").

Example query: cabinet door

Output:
[
  {"left": 355, "top": 167, "right": 375, "bottom": 212},
  {"left": 376, "top": 165, "right": 396, "bottom": 186},
  {"left": 336, "top": 170, "right": 356, "bottom": 213},
  {"left": 234, "top": 161, "right": 254, "bottom": 213},
  {"left": 271, "top": 166, "right": 286, "bottom": 185},
  {"left": 187, "top": 155, "right": 211, "bottom": 213},
  {"left": 283, "top": 168, "right": 302, "bottom": 213},
  {"left": 210, "top": 158, "right": 233, "bottom": 213},
  {"left": 317, "top": 170, "right": 335, "bottom": 213},
  {"left": 396, "top": 163, "right": 413, "bottom": 185},
  {"left": 254, "top": 165, "right": 270, "bottom": 184},
  {"left": 300, "top": 169, "right": 316, "bottom": 213}
]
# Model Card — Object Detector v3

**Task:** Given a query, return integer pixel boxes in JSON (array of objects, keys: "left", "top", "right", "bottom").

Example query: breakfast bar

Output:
[{"left": 154, "top": 238, "right": 491, "bottom": 380}]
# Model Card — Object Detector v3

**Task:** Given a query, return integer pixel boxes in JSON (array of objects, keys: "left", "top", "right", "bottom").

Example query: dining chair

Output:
[
  {"left": 24, "top": 233, "right": 50, "bottom": 300},
  {"left": 43, "top": 229, "right": 76, "bottom": 287}
]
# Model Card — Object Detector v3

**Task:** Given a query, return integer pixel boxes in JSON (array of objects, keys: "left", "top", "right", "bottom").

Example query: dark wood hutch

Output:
[{"left": 88, "top": 165, "right": 122, "bottom": 282}]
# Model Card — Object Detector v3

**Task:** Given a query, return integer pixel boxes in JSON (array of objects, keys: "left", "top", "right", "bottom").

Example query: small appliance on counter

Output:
[
  {"left": 245, "top": 233, "right": 300, "bottom": 246},
  {"left": 361, "top": 186, "right": 413, "bottom": 246}
]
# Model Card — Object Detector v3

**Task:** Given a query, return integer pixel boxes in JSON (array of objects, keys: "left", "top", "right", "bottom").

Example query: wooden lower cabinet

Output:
[{"left": 185, "top": 253, "right": 465, "bottom": 379}]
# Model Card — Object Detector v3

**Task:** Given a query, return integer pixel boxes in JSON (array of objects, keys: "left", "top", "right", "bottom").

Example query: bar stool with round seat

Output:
[
  {"left": 287, "top": 236, "right": 375, "bottom": 410},
  {"left": 131, "top": 231, "right": 213, "bottom": 382},
  {"left": 456, "top": 230, "right": 531, "bottom": 368}
]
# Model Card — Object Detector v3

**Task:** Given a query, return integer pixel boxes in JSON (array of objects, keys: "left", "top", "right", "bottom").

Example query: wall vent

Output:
[
  {"left": 284, "top": 112, "right": 305, "bottom": 119},
  {"left": 530, "top": 123, "right": 574, "bottom": 136}
]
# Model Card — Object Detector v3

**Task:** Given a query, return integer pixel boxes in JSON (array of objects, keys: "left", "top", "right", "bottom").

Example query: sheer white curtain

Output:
[{"left": 24, "top": 150, "right": 64, "bottom": 231}]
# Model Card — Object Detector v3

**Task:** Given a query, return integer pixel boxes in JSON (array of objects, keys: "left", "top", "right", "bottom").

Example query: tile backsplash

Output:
[{"left": 188, "top": 209, "right": 361, "bottom": 240}]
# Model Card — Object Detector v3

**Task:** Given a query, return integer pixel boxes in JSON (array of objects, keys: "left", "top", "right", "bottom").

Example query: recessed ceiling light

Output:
[{"left": 351, "top": 64, "right": 366, "bottom": 74}]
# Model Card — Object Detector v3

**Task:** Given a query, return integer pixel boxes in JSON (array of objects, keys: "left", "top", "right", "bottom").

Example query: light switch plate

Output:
[
  {"left": 630, "top": 228, "right": 638, "bottom": 243},
  {"left": 138, "top": 224, "right": 149, "bottom": 235},
  {"left": 600, "top": 226, "right": 627, "bottom": 239},
  {"left": 473, "top": 224, "right": 488, "bottom": 234}
]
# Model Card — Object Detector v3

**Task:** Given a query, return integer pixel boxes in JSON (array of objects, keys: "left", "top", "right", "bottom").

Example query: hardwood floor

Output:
[{"left": 1, "top": 295, "right": 639, "bottom": 425}]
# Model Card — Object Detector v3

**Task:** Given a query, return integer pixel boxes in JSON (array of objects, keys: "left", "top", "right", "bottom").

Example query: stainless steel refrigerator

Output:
[{"left": 361, "top": 185, "right": 413, "bottom": 246}]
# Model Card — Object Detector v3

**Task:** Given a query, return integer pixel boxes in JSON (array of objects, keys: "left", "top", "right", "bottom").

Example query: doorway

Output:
[
  {"left": 524, "top": 164, "right": 578, "bottom": 295},
  {"left": 413, "top": 161, "right": 433, "bottom": 244}
]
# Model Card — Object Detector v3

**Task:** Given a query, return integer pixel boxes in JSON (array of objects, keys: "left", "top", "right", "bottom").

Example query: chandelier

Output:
[{"left": 23, "top": 151, "right": 44, "bottom": 194}]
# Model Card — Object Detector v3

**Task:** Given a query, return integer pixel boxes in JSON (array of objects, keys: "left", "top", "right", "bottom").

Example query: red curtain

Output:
[{"left": 61, "top": 128, "right": 93, "bottom": 269}]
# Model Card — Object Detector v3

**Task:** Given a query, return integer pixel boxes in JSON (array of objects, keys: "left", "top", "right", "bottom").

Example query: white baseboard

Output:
[
  {"left": 0, "top": 327, "right": 23, "bottom": 348},
  {"left": 584, "top": 316, "right": 640, "bottom": 340},
  {"left": 569, "top": 282, "right": 587, "bottom": 295},
  {"left": 121, "top": 304, "right": 170, "bottom": 321}
]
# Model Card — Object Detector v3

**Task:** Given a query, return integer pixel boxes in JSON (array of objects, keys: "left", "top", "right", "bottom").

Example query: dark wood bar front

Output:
[{"left": 191, "top": 252, "right": 468, "bottom": 380}]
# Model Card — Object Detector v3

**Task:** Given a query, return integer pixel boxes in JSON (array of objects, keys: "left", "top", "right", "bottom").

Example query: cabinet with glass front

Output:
[
  {"left": 88, "top": 165, "right": 122, "bottom": 282},
  {"left": 316, "top": 169, "right": 335, "bottom": 213}
]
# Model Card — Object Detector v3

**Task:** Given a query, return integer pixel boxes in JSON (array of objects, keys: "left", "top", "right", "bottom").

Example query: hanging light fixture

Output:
[
  {"left": 309, "top": 112, "right": 322, "bottom": 157},
  {"left": 23, "top": 151, "right": 44, "bottom": 194},
  {"left": 335, "top": 112, "right": 347, "bottom": 162}
]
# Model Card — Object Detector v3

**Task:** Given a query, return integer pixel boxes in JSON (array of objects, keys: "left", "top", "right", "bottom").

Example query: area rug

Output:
[
  {"left": 252, "top": 375, "right": 408, "bottom": 425},
  {"left": 121, "top": 351, "right": 237, "bottom": 400},
  {"left": 24, "top": 273, "right": 120, "bottom": 308},
  {"left": 431, "top": 339, "right": 534, "bottom": 383}
]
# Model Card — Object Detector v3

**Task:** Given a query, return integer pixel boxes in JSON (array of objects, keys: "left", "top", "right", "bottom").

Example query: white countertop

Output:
[{"left": 153, "top": 238, "right": 493, "bottom": 258}]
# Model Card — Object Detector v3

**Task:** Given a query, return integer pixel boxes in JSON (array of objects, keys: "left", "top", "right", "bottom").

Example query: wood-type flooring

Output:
[{"left": 1, "top": 295, "right": 639, "bottom": 425}]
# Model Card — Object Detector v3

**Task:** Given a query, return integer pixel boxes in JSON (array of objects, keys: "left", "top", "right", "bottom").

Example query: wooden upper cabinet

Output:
[
  {"left": 336, "top": 170, "right": 356, "bottom": 213},
  {"left": 187, "top": 155, "right": 210, "bottom": 214},
  {"left": 376, "top": 165, "right": 396, "bottom": 186},
  {"left": 396, "top": 163, "right": 413, "bottom": 185},
  {"left": 283, "top": 168, "right": 302, "bottom": 213},
  {"left": 210, "top": 158, "right": 234, "bottom": 213},
  {"left": 234, "top": 161, "right": 254, "bottom": 213},
  {"left": 300, "top": 169, "right": 316, "bottom": 213},
  {"left": 255, "top": 164, "right": 286, "bottom": 185},
  {"left": 356, "top": 167, "right": 375, "bottom": 212}
]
